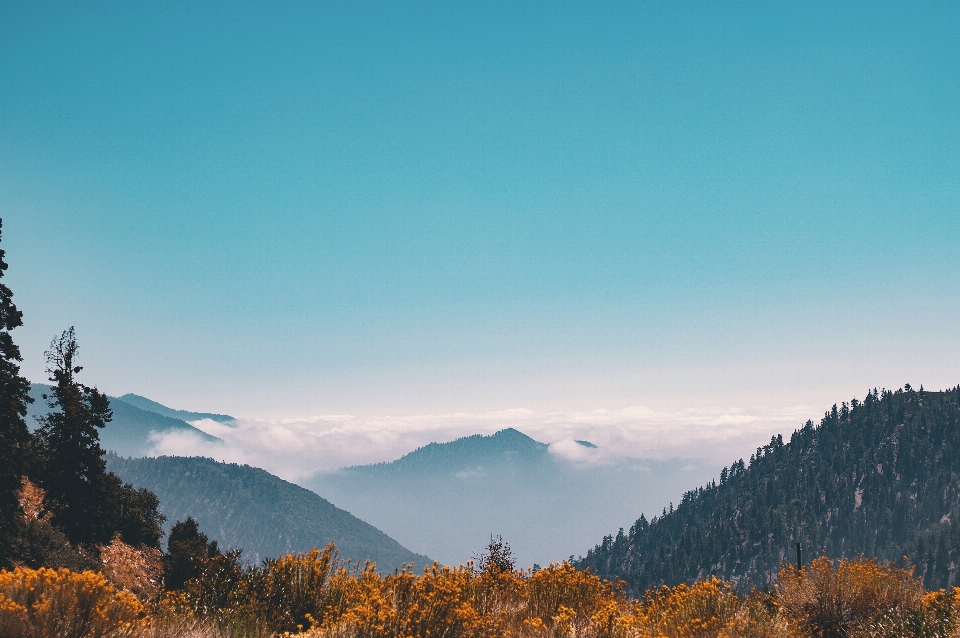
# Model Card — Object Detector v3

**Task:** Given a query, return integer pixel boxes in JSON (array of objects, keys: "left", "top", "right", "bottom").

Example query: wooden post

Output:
[{"left": 796, "top": 542, "right": 802, "bottom": 572}]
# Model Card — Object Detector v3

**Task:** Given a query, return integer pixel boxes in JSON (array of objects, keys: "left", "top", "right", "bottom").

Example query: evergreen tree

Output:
[
  {"left": 34, "top": 328, "right": 116, "bottom": 546},
  {"left": 0, "top": 219, "right": 34, "bottom": 567},
  {"left": 164, "top": 517, "right": 221, "bottom": 590}
]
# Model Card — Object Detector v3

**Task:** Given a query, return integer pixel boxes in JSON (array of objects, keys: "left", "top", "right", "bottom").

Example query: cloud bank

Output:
[{"left": 146, "top": 403, "right": 815, "bottom": 484}]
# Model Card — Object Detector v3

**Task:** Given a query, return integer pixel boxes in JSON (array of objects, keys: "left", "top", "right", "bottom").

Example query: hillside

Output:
[
  {"left": 107, "top": 455, "right": 431, "bottom": 570},
  {"left": 27, "top": 383, "right": 218, "bottom": 457},
  {"left": 309, "top": 428, "right": 717, "bottom": 568},
  {"left": 117, "top": 393, "right": 235, "bottom": 423},
  {"left": 577, "top": 385, "right": 960, "bottom": 592}
]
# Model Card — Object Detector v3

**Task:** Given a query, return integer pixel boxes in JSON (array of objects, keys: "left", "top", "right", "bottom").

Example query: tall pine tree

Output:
[
  {"left": 35, "top": 327, "right": 116, "bottom": 546},
  {"left": 0, "top": 219, "right": 34, "bottom": 567}
]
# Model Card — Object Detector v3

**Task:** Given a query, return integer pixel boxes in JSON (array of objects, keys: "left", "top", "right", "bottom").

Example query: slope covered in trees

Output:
[
  {"left": 107, "top": 455, "right": 431, "bottom": 570},
  {"left": 578, "top": 385, "right": 960, "bottom": 592}
]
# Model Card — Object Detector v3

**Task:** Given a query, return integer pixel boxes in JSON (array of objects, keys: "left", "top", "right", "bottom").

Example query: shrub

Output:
[
  {"left": 776, "top": 556, "right": 925, "bottom": 638},
  {"left": 0, "top": 566, "right": 143, "bottom": 638},
  {"left": 635, "top": 576, "right": 741, "bottom": 638}
]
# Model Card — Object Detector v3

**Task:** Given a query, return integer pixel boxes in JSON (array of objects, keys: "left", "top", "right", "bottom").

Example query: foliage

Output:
[
  {"left": 580, "top": 386, "right": 960, "bottom": 592},
  {"left": 29, "top": 329, "right": 165, "bottom": 551},
  {"left": 165, "top": 518, "right": 223, "bottom": 592},
  {"left": 10, "top": 549, "right": 960, "bottom": 638},
  {"left": 0, "top": 218, "right": 34, "bottom": 568},
  {"left": 0, "top": 566, "right": 143, "bottom": 638},
  {"left": 635, "top": 576, "right": 741, "bottom": 638},
  {"left": 33, "top": 328, "right": 117, "bottom": 546},
  {"left": 474, "top": 535, "right": 516, "bottom": 575},
  {"left": 776, "top": 557, "right": 928, "bottom": 638}
]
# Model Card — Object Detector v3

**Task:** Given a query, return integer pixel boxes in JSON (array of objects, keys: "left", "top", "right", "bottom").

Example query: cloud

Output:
[{"left": 146, "top": 404, "right": 813, "bottom": 484}]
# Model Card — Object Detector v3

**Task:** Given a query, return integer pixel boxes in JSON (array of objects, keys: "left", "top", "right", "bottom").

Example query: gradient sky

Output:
[{"left": 1, "top": 1, "right": 958, "bottom": 423}]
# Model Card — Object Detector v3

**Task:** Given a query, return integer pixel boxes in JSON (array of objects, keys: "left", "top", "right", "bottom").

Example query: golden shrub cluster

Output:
[
  {"left": 0, "top": 566, "right": 144, "bottom": 638},
  {"left": 5, "top": 550, "right": 960, "bottom": 638}
]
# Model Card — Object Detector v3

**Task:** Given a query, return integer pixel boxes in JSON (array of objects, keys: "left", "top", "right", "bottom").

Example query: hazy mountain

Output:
[
  {"left": 578, "top": 385, "right": 960, "bottom": 592},
  {"left": 107, "top": 455, "right": 431, "bottom": 570},
  {"left": 308, "top": 428, "right": 719, "bottom": 568},
  {"left": 117, "top": 393, "right": 235, "bottom": 423},
  {"left": 27, "top": 383, "right": 218, "bottom": 457}
]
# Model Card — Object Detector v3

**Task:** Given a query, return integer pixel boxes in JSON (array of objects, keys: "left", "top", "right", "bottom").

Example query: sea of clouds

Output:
[{"left": 147, "top": 404, "right": 815, "bottom": 484}]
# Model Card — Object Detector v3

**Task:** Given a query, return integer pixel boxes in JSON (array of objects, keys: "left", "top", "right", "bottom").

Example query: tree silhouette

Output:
[
  {"left": 474, "top": 535, "right": 515, "bottom": 574},
  {"left": 165, "top": 517, "right": 221, "bottom": 590},
  {"left": 35, "top": 328, "right": 115, "bottom": 545},
  {"left": 0, "top": 219, "right": 34, "bottom": 567}
]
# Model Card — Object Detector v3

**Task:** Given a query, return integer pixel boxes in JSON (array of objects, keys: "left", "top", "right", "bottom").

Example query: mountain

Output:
[
  {"left": 27, "top": 383, "right": 218, "bottom": 457},
  {"left": 308, "top": 428, "right": 718, "bottom": 568},
  {"left": 577, "top": 385, "right": 960, "bottom": 592},
  {"left": 116, "top": 393, "right": 235, "bottom": 423},
  {"left": 106, "top": 455, "right": 431, "bottom": 570}
]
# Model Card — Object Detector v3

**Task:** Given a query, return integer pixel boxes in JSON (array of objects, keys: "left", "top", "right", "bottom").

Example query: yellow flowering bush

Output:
[
  {"left": 776, "top": 557, "right": 926, "bottom": 638},
  {"left": 12, "top": 549, "right": 960, "bottom": 638},
  {"left": 635, "top": 576, "right": 741, "bottom": 638},
  {"left": 0, "top": 566, "right": 143, "bottom": 638}
]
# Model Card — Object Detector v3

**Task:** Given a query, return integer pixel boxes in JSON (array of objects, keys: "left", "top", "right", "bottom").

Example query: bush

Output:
[
  {"left": 0, "top": 566, "right": 143, "bottom": 638},
  {"left": 776, "top": 556, "right": 925, "bottom": 638}
]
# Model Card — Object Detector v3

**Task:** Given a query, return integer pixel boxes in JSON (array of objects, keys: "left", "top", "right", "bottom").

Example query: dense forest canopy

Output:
[{"left": 579, "top": 385, "right": 960, "bottom": 592}]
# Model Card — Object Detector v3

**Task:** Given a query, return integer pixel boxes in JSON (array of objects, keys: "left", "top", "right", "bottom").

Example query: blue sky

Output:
[{"left": 2, "top": 1, "right": 958, "bottom": 422}]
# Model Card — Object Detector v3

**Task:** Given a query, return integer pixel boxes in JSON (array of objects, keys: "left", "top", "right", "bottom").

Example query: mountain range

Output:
[
  {"left": 308, "top": 428, "right": 718, "bottom": 568},
  {"left": 26, "top": 384, "right": 219, "bottom": 457},
  {"left": 578, "top": 385, "right": 960, "bottom": 592}
]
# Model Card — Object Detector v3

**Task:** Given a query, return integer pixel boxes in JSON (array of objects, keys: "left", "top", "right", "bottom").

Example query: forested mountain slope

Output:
[
  {"left": 107, "top": 455, "right": 431, "bottom": 570},
  {"left": 578, "top": 386, "right": 960, "bottom": 592}
]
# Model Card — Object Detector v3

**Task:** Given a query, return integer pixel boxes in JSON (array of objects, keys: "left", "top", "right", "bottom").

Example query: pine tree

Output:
[
  {"left": 0, "top": 219, "right": 34, "bottom": 567},
  {"left": 35, "top": 327, "right": 116, "bottom": 546}
]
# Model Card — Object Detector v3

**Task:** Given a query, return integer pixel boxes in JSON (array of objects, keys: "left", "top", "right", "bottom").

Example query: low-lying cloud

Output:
[{"left": 146, "top": 403, "right": 815, "bottom": 484}]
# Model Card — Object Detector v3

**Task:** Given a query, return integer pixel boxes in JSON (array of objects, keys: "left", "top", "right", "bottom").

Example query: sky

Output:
[{"left": 2, "top": 1, "right": 959, "bottom": 464}]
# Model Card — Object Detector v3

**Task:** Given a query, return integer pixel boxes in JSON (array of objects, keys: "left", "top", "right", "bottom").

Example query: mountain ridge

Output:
[
  {"left": 117, "top": 393, "right": 235, "bottom": 423},
  {"left": 27, "top": 383, "right": 218, "bottom": 457},
  {"left": 107, "top": 454, "right": 431, "bottom": 570}
]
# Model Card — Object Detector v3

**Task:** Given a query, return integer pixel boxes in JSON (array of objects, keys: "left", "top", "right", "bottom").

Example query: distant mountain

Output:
[
  {"left": 27, "top": 383, "right": 218, "bottom": 457},
  {"left": 308, "top": 428, "right": 718, "bottom": 568},
  {"left": 116, "top": 393, "right": 235, "bottom": 423},
  {"left": 578, "top": 386, "right": 960, "bottom": 592},
  {"left": 107, "top": 455, "right": 430, "bottom": 570}
]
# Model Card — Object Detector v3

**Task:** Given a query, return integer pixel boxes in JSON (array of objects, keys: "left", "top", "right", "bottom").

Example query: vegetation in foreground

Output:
[{"left": 4, "top": 545, "right": 960, "bottom": 638}]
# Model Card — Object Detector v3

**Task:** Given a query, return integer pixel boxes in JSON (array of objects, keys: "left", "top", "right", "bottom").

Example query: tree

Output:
[
  {"left": 35, "top": 328, "right": 116, "bottom": 546},
  {"left": 165, "top": 517, "right": 221, "bottom": 590},
  {"left": 473, "top": 535, "right": 515, "bottom": 574},
  {"left": 33, "top": 328, "right": 165, "bottom": 551},
  {"left": 0, "top": 219, "right": 34, "bottom": 567},
  {"left": 113, "top": 481, "right": 165, "bottom": 548}
]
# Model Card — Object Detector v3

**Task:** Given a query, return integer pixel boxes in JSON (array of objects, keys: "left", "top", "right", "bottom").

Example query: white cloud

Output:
[{"left": 146, "top": 404, "right": 813, "bottom": 484}]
